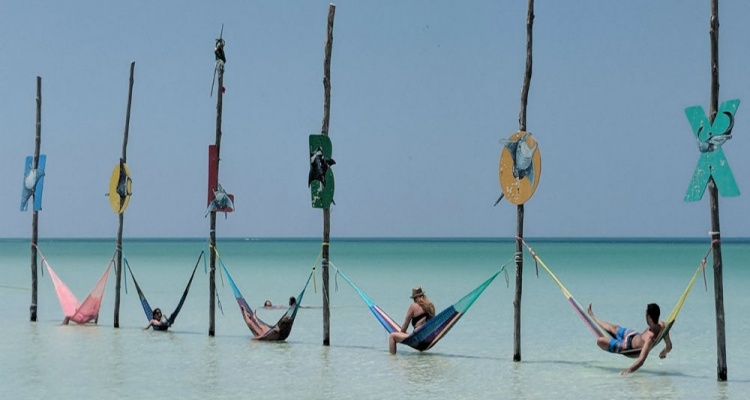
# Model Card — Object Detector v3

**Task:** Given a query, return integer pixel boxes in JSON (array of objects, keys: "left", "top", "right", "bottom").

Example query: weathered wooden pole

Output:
[
  {"left": 29, "top": 76, "right": 42, "bottom": 322},
  {"left": 320, "top": 3, "right": 336, "bottom": 346},
  {"left": 114, "top": 61, "right": 135, "bottom": 328},
  {"left": 512, "top": 0, "right": 534, "bottom": 363},
  {"left": 707, "top": 0, "right": 727, "bottom": 381},
  {"left": 209, "top": 28, "right": 226, "bottom": 337}
]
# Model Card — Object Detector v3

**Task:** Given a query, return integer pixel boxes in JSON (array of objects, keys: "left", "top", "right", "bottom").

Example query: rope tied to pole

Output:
[
  {"left": 516, "top": 236, "right": 538, "bottom": 277},
  {"left": 31, "top": 242, "right": 44, "bottom": 277},
  {"left": 697, "top": 240, "right": 721, "bottom": 292}
]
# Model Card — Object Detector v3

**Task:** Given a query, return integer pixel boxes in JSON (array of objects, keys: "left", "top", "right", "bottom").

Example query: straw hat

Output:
[{"left": 410, "top": 286, "right": 425, "bottom": 299}]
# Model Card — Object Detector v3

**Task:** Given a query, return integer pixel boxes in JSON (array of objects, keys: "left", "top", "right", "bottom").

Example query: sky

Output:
[{"left": 1, "top": 1, "right": 749, "bottom": 239}]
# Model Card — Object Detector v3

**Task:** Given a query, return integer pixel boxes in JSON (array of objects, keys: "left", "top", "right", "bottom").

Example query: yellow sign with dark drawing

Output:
[{"left": 499, "top": 131, "right": 541, "bottom": 205}]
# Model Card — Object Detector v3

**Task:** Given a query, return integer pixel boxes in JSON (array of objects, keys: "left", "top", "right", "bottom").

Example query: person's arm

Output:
[
  {"left": 241, "top": 306, "right": 253, "bottom": 325},
  {"left": 144, "top": 319, "right": 156, "bottom": 330},
  {"left": 621, "top": 334, "right": 654, "bottom": 375},
  {"left": 659, "top": 323, "right": 672, "bottom": 359},
  {"left": 400, "top": 305, "right": 414, "bottom": 333}
]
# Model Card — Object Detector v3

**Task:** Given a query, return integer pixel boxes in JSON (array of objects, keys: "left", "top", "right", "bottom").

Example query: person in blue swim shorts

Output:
[{"left": 587, "top": 303, "right": 672, "bottom": 375}]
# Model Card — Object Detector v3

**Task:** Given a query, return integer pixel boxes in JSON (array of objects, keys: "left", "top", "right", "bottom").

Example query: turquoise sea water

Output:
[{"left": 1, "top": 238, "right": 749, "bottom": 399}]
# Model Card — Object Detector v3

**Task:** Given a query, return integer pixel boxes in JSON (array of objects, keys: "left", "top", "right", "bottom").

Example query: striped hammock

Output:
[
  {"left": 126, "top": 251, "right": 203, "bottom": 330},
  {"left": 221, "top": 261, "right": 314, "bottom": 341},
  {"left": 336, "top": 267, "right": 504, "bottom": 351},
  {"left": 39, "top": 248, "right": 114, "bottom": 325},
  {"left": 519, "top": 238, "right": 707, "bottom": 356}
]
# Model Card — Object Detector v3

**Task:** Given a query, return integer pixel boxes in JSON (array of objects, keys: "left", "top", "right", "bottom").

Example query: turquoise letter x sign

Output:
[{"left": 684, "top": 99, "right": 740, "bottom": 202}]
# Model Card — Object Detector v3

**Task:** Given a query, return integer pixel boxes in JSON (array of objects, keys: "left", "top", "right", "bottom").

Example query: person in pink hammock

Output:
[{"left": 62, "top": 309, "right": 100, "bottom": 325}]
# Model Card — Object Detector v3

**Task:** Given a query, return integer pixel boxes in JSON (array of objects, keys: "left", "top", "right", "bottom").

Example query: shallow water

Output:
[{"left": 1, "top": 238, "right": 749, "bottom": 399}]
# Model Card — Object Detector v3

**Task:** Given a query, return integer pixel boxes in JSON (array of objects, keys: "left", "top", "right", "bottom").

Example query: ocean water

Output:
[{"left": 1, "top": 238, "right": 749, "bottom": 399}]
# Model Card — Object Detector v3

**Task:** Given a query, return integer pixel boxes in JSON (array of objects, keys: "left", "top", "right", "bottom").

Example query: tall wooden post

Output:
[
  {"left": 209, "top": 28, "right": 226, "bottom": 337},
  {"left": 29, "top": 76, "right": 42, "bottom": 322},
  {"left": 708, "top": 0, "right": 727, "bottom": 381},
  {"left": 114, "top": 61, "right": 135, "bottom": 328},
  {"left": 320, "top": 3, "right": 336, "bottom": 346},
  {"left": 512, "top": 0, "right": 534, "bottom": 362}
]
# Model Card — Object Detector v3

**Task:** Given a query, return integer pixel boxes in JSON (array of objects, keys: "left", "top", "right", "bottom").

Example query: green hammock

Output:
[
  {"left": 336, "top": 265, "right": 506, "bottom": 351},
  {"left": 126, "top": 251, "right": 203, "bottom": 331},
  {"left": 519, "top": 238, "right": 708, "bottom": 356}
]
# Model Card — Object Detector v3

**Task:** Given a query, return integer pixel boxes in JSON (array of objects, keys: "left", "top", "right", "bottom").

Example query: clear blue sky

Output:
[{"left": 1, "top": 1, "right": 748, "bottom": 239}]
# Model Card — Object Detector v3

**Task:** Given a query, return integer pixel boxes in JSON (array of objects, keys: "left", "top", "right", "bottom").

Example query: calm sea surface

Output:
[{"left": 1, "top": 238, "right": 749, "bottom": 399}]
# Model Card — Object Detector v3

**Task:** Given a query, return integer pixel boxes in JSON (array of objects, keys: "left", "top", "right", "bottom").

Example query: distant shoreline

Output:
[{"left": 1, "top": 237, "right": 748, "bottom": 244}]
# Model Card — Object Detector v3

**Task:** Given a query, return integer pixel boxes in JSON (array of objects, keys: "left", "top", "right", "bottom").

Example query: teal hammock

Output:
[
  {"left": 126, "top": 251, "right": 203, "bottom": 331},
  {"left": 222, "top": 261, "right": 314, "bottom": 341},
  {"left": 336, "top": 265, "right": 506, "bottom": 351}
]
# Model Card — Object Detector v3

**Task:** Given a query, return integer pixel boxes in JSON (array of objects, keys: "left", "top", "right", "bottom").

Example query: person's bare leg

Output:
[
  {"left": 595, "top": 337, "right": 611, "bottom": 351},
  {"left": 587, "top": 304, "right": 619, "bottom": 335},
  {"left": 388, "top": 333, "right": 397, "bottom": 354},
  {"left": 389, "top": 332, "right": 409, "bottom": 354}
]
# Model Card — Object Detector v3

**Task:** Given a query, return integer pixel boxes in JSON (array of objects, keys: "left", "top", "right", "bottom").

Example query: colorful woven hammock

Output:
[
  {"left": 336, "top": 266, "right": 505, "bottom": 351},
  {"left": 519, "top": 238, "right": 708, "bottom": 356},
  {"left": 38, "top": 247, "right": 114, "bottom": 325},
  {"left": 221, "top": 261, "right": 314, "bottom": 341},
  {"left": 126, "top": 251, "right": 203, "bottom": 330}
]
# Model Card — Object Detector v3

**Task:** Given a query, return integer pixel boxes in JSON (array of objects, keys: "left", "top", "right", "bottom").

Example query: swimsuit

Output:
[
  {"left": 411, "top": 312, "right": 428, "bottom": 328},
  {"left": 152, "top": 319, "right": 169, "bottom": 331},
  {"left": 607, "top": 327, "right": 638, "bottom": 353}
]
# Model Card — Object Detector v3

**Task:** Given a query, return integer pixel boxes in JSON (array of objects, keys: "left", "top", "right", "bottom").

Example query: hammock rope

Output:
[
  {"left": 518, "top": 237, "right": 710, "bottom": 354},
  {"left": 333, "top": 259, "right": 511, "bottom": 352}
]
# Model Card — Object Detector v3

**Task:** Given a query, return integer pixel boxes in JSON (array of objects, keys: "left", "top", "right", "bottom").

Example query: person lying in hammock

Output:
[
  {"left": 144, "top": 308, "right": 170, "bottom": 331},
  {"left": 62, "top": 315, "right": 98, "bottom": 325},
  {"left": 241, "top": 305, "right": 293, "bottom": 340},
  {"left": 388, "top": 286, "right": 436, "bottom": 354},
  {"left": 587, "top": 303, "right": 672, "bottom": 375}
]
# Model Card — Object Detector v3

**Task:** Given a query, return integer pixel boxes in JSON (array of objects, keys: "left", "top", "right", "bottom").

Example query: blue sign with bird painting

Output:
[
  {"left": 684, "top": 99, "right": 740, "bottom": 202},
  {"left": 308, "top": 134, "right": 336, "bottom": 209},
  {"left": 21, "top": 154, "right": 46, "bottom": 212}
]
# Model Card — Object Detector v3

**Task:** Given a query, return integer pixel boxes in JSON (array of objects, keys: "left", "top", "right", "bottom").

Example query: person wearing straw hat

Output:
[{"left": 388, "top": 286, "right": 436, "bottom": 354}]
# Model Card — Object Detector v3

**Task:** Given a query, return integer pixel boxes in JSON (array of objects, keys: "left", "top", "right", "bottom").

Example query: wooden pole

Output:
[
  {"left": 29, "top": 76, "right": 42, "bottom": 322},
  {"left": 513, "top": 0, "right": 534, "bottom": 362},
  {"left": 114, "top": 61, "right": 135, "bottom": 328},
  {"left": 708, "top": 0, "right": 727, "bottom": 381},
  {"left": 320, "top": 3, "right": 335, "bottom": 346},
  {"left": 209, "top": 32, "right": 225, "bottom": 337}
]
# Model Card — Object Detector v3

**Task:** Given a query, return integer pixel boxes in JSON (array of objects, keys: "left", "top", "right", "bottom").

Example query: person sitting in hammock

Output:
[
  {"left": 587, "top": 303, "right": 672, "bottom": 375},
  {"left": 62, "top": 315, "right": 98, "bottom": 325},
  {"left": 241, "top": 305, "right": 293, "bottom": 340},
  {"left": 388, "top": 286, "right": 436, "bottom": 354},
  {"left": 144, "top": 308, "right": 170, "bottom": 331}
]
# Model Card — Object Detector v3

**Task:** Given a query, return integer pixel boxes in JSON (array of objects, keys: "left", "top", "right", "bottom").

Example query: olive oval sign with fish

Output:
[
  {"left": 108, "top": 159, "right": 133, "bottom": 214},
  {"left": 498, "top": 131, "right": 541, "bottom": 205}
]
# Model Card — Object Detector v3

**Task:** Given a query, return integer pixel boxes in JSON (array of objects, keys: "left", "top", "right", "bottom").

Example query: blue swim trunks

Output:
[{"left": 607, "top": 327, "right": 637, "bottom": 353}]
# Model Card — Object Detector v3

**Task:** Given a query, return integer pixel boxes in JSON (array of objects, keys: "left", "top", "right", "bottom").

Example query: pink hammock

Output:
[{"left": 39, "top": 249, "right": 114, "bottom": 325}]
